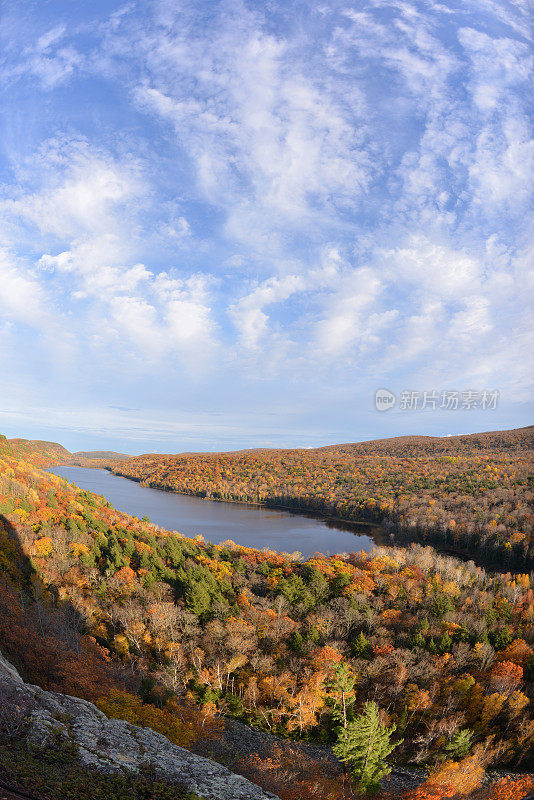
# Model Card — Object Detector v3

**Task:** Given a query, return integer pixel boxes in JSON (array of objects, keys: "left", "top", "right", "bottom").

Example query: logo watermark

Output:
[
  {"left": 375, "top": 388, "right": 396, "bottom": 411},
  {"left": 374, "top": 389, "right": 499, "bottom": 412}
]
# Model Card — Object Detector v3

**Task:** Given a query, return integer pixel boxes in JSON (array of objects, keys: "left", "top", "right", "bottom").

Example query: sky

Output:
[{"left": 0, "top": 0, "right": 532, "bottom": 454}]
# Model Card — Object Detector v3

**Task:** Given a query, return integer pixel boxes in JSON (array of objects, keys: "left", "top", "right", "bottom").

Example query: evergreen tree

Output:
[
  {"left": 411, "top": 631, "right": 425, "bottom": 649},
  {"left": 184, "top": 579, "right": 211, "bottom": 618},
  {"left": 444, "top": 728, "right": 473, "bottom": 759},
  {"left": 303, "top": 565, "right": 329, "bottom": 602},
  {"left": 427, "top": 637, "right": 438, "bottom": 655},
  {"left": 328, "top": 661, "right": 357, "bottom": 728},
  {"left": 351, "top": 631, "right": 371, "bottom": 658},
  {"left": 333, "top": 701, "right": 401, "bottom": 794},
  {"left": 419, "top": 617, "right": 430, "bottom": 634}
]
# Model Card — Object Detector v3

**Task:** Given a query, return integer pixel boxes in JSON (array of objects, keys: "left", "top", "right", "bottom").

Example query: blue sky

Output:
[{"left": 0, "top": 0, "right": 532, "bottom": 454}]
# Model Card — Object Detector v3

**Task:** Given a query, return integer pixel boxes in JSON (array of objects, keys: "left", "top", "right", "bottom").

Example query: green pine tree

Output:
[
  {"left": 444, "top": 728, "right": 473, "bottom": 759},
  {"left": 328, "top": 662, "right": 357, "bottom": 728},
  {"left": 351, "top": 631, "right": 371, "bottom": 658},
  {"left": 427, "top": 637, "right": 438, "bottom": 655},
  {"left": 411, "top": 631, "right": 425, "bottom": 649},
  {"left": 333, "top": 701, "right": 402, "bottom": 794},
  {"left": 419, "top": 617, "right": 430, "bottom": 634},
  {"left": 184, "top": 579, "right": 211, "bottom": 618}
]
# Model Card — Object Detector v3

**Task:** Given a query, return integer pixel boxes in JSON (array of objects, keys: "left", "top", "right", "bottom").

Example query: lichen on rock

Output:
[{"left": 0, "top": 666, "right": 280, "bottom": 800}]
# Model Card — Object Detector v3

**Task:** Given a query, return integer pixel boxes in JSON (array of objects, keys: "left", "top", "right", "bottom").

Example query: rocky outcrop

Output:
[
  {"left": 0, "top": 650, "right": 22, "bottom": 683},
  {"left": 0, "top": 668, "right": 280, "bottom": 800}
]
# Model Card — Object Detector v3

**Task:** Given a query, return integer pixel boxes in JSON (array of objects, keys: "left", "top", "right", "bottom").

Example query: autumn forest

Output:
[{"left": 0, "top": 427, "right": 533, "bottom": 799}]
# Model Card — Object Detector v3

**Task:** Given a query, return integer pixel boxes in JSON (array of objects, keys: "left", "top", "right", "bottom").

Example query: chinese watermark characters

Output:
[{"left": 375, "top": 389, "right": 499, "bottom": 412}]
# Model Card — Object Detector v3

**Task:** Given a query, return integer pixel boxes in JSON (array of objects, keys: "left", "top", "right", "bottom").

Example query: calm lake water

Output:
[{"left": 48, "top": 466, "right": 382, "bottom": 558}]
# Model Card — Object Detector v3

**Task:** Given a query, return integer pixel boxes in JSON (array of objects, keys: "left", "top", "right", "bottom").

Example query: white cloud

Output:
[
  {"left": 230, "top": 246, "right": 344, "bottom": 350},
  {"left": 0, "top": 249, "right": 49, "bottom": 327},
  {"left": 2, "top": 136, "right": 217, "bottom": 366},
  {"left": 459, "top": 28, "right": 531, "bottom": 111},
  {"left": 230, "top": 273, "right": 307, "bottom": 349},
  {"left": 133, "top": 10, "right": 371, "bottom": 253},
  {"left": 159, "top": 215, "right": 193, "bottom": 245},
  {"left": 39, "top": 237, "right": 153, "bottom": 297},
  {"left": 456, "top": 28, "right": 534, "bottom": 215},
  {"left": 315, "top": 267, "right": 384, "bottom": 355},
  {"left": 5, "top": 139, "right": 144, "bottom": 239},
  {"left": 469, "top": 116, "right": 534, "bottom": 211},
  {"left": 154, "top": 273, "right": 217, "bottom": 357},
  {"left": 0, "top": 249, "right": 76, "bottom": 368},
  {"left": 380, "top": 238, "right": 481, "bottom": 299},
  {"left": 449, "top": 295, "right": 493, "bottom": 342},
  {"left": 2, "top": 23, "right": 84, "bottom": 89}
]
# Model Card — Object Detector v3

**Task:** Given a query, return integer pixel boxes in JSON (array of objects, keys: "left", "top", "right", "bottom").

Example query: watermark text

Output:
[{"left": 374, "top": 389, "right": 499, "bottom": 412}]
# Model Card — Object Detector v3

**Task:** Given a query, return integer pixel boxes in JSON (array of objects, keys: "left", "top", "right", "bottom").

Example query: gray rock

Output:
[
  {"left": 0, "top": 649, "right": 22, "bottom": 683},
  {"left": 0, "top": 668, "right": 280, "bottom": 800}
]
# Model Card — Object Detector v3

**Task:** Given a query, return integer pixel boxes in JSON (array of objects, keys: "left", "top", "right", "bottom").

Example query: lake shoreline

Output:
[
  {"left": 106, "top": 466, "right": 388, "bottom": 544},
  {"left": 49, "top": 465, "right": 381, "bottom": 558},
  {"left": 59, "top": 465, "right": 520, "bottom": 571},
  {"left": 105, "top": 467, "right": 524, "bottom": 572}
]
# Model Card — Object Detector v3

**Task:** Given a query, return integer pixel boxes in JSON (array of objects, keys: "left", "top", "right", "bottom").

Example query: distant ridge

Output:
[
  {"left": 73, "top": 451, "right": 130, "bottom": 460},
  {"left": 2, "top": 439, "right": 130, "bottom": 467},
  {"left": 113, "top": 425, "right": 534, "bottom": 462},
  {"left": 316, "top": 425, "right": 534, "bottom": 455}
]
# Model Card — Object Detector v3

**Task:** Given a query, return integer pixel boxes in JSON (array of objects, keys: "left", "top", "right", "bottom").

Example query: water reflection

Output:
[{"left": 48, "top": 466, "right": 383, "bottom": 559}]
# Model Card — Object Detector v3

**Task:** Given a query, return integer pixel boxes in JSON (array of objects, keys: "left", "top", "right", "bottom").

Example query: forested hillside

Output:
[
  {"left": 0, "top": 435, "right": 533, "bottom": 799},
  {"left": 110, "top": 427, "right": 534, "bottom": 569},
  {"left": 0, "top": 436, "right": 129, "bottom": 469},
  {"left": 3, "top": 435, "right": 72, "bottom": 467}
]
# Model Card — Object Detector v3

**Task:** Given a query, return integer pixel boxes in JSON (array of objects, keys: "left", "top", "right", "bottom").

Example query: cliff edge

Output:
[{"left": 0, "top": 653, "right": 279, "bottom": 800}]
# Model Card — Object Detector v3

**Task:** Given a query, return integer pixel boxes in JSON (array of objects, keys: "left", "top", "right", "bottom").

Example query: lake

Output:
[{"left": 48, "top": 466, "right": 383, "bottom": 558}]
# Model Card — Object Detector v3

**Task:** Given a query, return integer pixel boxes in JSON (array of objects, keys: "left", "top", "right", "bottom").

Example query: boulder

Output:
[{"left": 0, "top": 667, "right": 280, "bottom": 800}]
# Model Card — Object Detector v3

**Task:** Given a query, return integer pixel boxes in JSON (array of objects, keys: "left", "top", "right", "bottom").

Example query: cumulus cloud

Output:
[
  {"left": 1, "top": 136, "right": 217, "bottom": 366},
  {"left": 0, "top": 249, "right": 49, "bottom": 328},
  {"left": 4, "top": 138, "right": 144, "bottom": 239},
  {"left": 1, "top": 22, "right": 84, "bottom": 89},
  {"left": 230, "top": 274, "right": 308, "bottom": 349},
  {"left": 315, "top": 267, "right": 385, "bottom": 356},
  {"left": 379, "top": 238, "right": 482, "bottom": 300},
  {"left": 230, "top": 246, "right": 345, "bottom": 350}
]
